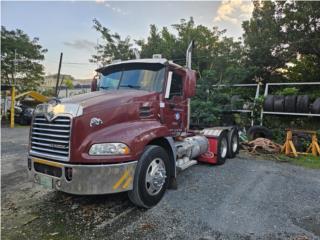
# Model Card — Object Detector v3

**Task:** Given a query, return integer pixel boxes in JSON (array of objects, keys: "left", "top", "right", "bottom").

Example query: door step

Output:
[{"left": 176, "top": 159, "right": 198, "bottom": 171}]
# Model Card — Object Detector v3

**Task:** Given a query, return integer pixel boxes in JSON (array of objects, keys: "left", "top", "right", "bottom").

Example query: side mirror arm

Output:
[{"left": 165, "top": 71, "right": 172, "bottom": 99}]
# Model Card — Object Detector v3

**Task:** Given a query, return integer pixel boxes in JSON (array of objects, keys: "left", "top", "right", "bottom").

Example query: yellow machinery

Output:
[
  {"left": 282, "top": 129, "right": 320, "bottom": 157},
  {"left": 7, "top": 90, "right": 49, "bottom": 128}
]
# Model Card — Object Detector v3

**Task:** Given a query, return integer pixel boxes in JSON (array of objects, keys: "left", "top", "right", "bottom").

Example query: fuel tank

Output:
[{"left": 175, "top": 135, "right": 209, "bottom": 160}]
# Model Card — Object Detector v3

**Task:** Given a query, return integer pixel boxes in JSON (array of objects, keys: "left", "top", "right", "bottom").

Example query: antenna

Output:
[{"left": 186, "top": 40, "right": 194, "bottom": 69}]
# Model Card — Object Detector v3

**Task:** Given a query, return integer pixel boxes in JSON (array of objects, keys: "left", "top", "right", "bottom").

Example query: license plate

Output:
[{"left": 38, "top": 175, "right": 53, "bottom": 189}]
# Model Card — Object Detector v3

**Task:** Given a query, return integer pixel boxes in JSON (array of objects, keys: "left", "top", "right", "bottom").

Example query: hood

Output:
[{"left": 61, "top": 90, "right": 158, "bottom": 114}]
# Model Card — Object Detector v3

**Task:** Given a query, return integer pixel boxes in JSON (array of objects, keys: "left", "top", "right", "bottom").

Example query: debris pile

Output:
[{"left": 241, "top": 138, "right": 282, "bottom": 154}]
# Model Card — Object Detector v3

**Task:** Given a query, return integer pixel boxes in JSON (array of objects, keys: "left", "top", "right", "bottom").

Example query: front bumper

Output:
[{"left": 28, "top": 157, "right": 137, "bottom": 195}]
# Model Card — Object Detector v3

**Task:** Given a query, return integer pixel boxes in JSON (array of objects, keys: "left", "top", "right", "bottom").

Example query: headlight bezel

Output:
[{"left": 89, "top": 143, "right": 130, "bottom": 156}]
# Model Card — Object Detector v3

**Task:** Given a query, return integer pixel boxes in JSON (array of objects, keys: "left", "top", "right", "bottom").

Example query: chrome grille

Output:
[{"left": 30, "top": 115, "right": 71, "bottom": 161}]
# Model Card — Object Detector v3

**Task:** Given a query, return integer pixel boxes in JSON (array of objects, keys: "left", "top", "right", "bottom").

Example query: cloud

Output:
[
  {"left": 63, "top": 40, "right": 96, "bottom": 51},
  {"left": 214, "top": 0, "right": 253, "bottom": 24},
  {"left": 104, "top": 2, "right": 128, "bottom": 16}
]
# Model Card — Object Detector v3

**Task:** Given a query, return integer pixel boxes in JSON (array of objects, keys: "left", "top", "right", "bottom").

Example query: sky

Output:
[{"left": 1, "top": 0, "right": 254, "bottom": 79}]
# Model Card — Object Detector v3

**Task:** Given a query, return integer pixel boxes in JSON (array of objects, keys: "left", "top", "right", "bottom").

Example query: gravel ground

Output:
[{"left": 1, "top": 126, "right": 320, "bottom": 240}]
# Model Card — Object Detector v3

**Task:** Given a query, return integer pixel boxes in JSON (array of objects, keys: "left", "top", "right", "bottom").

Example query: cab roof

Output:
[{"left": 96, "top": 58, "right": 184, "bottom": 72}]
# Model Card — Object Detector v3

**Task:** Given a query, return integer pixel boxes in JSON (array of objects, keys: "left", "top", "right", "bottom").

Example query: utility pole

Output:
[{"left": 55, "top": 52, "right": 63, "bottom": 98}]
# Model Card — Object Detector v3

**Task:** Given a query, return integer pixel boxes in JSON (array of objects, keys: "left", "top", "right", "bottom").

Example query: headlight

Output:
[{"left": 89, "top": 143, "right": 130, "bottom": 156}]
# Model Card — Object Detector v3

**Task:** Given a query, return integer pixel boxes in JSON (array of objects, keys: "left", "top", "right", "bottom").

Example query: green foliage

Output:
[
  {"left": 252, "top": 95, "right": 265, "bottom": 125},
  {"left": 190, "top": 99, "right": 220, "bottom": 127},
  {"left": 41, "top": 87, "right": 55, "bottom": 97},
  {"left": 277, "top": 154, "right": 320, "bottom": 169},
  {"left": 286, "top": 55, "right": 320, "bottom": 83},
  {"left": 90, "top": 19, "right": 135, "bottom": 64},
  {"left": 278, "top": 1, "right": 320, "bottom": 62},
  {"left": 275, "top": 87, "right": 299, "bottom": 96},
  {"left": 64, "top": 78, "right": 74, "bottom": 90},
  {"left": 1, "top": 26, "right": 47, "bottom": 92},
  {"left": 242, "top": 1, "right": 286, "bottom": 83},
  {"left": 242, "top": 1, "right": 320, "bottom": 83}
]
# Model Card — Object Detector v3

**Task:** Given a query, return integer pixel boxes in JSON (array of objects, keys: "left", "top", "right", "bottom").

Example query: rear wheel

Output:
[
  {"left": 227, "top": 128, "right": 239, "bottom": 158},
  {"left": 216, "top": 131, "right": 229, "bottom": 165},
  {"left": 128, "top": 145, "right": 169, "bottom": 208}
]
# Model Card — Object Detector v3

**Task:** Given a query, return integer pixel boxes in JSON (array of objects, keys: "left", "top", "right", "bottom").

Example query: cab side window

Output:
[{"left": 169, "top": 73, "right": 183, "bottom": 98}]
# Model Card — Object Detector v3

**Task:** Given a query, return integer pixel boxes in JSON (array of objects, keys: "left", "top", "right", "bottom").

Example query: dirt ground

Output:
[{"left": 1, "top": 126, "right": 320, "bottom": 240}]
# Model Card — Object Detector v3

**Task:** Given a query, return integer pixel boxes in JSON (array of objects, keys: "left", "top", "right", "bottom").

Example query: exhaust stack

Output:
[{"left": 186, "top": 40, "right": 194, "bottom": 69}]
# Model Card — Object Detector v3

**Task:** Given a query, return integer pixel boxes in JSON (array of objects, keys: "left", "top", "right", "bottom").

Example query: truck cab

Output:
[{"left": 28, "top": 58, "right": 239, "bottom": 208}]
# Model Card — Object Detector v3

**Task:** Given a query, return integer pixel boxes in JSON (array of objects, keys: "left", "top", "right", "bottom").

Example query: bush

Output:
[{"left": 275, "top": 87, "right": 299, "bottom": 96}]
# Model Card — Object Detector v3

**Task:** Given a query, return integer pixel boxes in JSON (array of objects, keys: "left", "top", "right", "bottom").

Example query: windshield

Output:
[{"left": 99, "top": 64, "right": 165, "bottom": 92}]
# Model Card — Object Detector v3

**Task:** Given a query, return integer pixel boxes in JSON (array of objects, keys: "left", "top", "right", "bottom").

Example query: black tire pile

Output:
[{"left": 263, "top": 95, "right": 320, "bottom": 114}]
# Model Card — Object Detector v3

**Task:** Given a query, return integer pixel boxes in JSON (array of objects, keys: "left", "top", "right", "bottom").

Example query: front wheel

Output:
[{"left": 128, "top": 145, "right": 169, "bottom": 208}]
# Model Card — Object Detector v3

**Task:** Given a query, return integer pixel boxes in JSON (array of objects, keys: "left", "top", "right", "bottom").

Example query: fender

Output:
[{"left": 71, "top": 120, "right": 171, "bottom": 164}]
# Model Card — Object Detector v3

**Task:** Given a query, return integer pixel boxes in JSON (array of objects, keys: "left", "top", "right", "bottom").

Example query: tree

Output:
[
  {"left": 242, "top": 1, "right": 320, "bottom": 83},
  {"left": 1, "top": 26, "right": 47, "bottom": 91},
  {"left": 90, "top": 19, "right": 135, "bottom": 65},
  {"left": 242, "top": 1, "right": 286, "bottom": 83},
  {"left": 64, "top": 77, "right": 74, "bottom": 98},
  {"left": 279, "top": 1, "right": 320, "bottom": 62}
]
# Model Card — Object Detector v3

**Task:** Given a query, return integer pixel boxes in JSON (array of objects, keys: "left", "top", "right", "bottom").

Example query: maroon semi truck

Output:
[{"left": 28, "top": 45, "right": 239, "bottom": 208}]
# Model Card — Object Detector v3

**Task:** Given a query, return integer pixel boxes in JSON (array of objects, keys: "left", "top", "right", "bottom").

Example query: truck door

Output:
[{"left": 163, "top": 70, "right": 188, "bottom": 136}]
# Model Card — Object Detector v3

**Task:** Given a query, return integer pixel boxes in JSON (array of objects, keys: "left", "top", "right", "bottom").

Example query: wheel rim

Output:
[
  {"left": 220, "top": 138, "right": 228, "bottom": 158},
  {"left": 232, "top": 135, "right": 238, "bottom": 152},
  {"left": 145, "top": 158, "right": 167, "bottom": 196}
]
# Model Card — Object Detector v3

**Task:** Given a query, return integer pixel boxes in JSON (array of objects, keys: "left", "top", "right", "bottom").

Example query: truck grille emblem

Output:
[
  {"left": 50, "top": 144, "right": 67, "bottom": 149},
  {"left": 90, "top": 117, "right": 103, "bottom": 127},
  {"left": 44, "top": 112, "right": 55, "bottom": 122}
]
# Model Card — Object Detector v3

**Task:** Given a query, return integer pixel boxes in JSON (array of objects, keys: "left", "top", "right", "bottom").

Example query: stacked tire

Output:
[
  {"left": 296, "top": 95, "right": 310, "bottom": 113},
  {"left": 284, "top": 96, "right": 297, "bottom": 113},
  {"left": 263, "top": 95, "right": 313, "bottom": 113},
  {"left": 311, "top": 98, "right": 320, "bottom": 114}
]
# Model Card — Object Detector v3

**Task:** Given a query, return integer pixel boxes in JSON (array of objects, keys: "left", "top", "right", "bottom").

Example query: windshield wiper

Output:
[
  {"left": 119, "top": 84, "right": 141, "bottom": 89},
  {"left": 99, "top": 86, "right": 109, "bottom": 90}
]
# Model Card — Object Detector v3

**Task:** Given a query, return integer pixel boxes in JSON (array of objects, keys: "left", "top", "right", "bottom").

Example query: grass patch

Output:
[{"left": 277, "top": 154, "right": 320, "bottom": 169}]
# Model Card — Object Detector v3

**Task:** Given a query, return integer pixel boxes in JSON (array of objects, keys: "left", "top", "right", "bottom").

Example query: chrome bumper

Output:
[{"left": 28, "top": 157, "right": 137, "bottom": 195}]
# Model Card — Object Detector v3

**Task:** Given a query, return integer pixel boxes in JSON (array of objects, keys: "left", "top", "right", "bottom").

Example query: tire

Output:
[
  {"left": 247, "top": 126, "right": 273, "bottom": 140},
  {"left": 311, "top": 98, "right": 320, "bottom": 114},
  {"left": 227, "top": 128, "right": 239, "bottom": 158},
  {"left": 284, "top": 95, "right": 297, "bottom": 113},
  {"left": 263, "top": 95, "right": 274, "bottom": 111},
  {"left": 296, "top": 95, "right": 310, "bottom": 113},
  {"left": 273, "top": 96, "right": 285, "bottom": 112},
  {"left": 216, "top": 131, "right": 229, "bottom": 165},
  {"left": 128, "top": 145, "right": 169, "bottom": 208}
]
